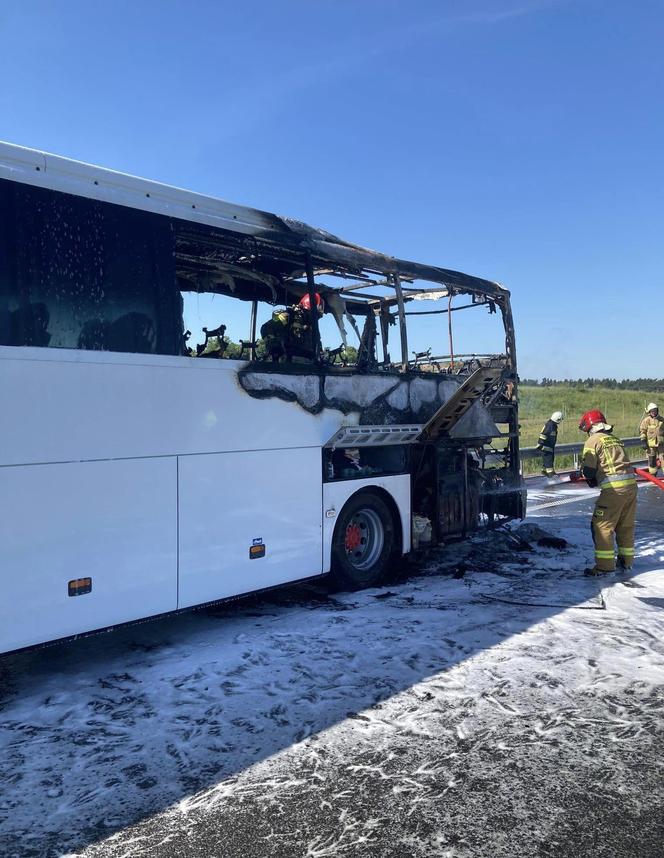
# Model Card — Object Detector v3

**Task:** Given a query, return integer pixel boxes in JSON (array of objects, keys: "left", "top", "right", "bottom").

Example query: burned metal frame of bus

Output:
[{"left": 175, "top": 213, "right": 525, "bottom": 540}]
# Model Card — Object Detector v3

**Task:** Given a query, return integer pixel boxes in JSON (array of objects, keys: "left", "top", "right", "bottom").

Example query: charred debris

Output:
[{"left": 175, "top": 210, "right": 524, "bottom": 540}]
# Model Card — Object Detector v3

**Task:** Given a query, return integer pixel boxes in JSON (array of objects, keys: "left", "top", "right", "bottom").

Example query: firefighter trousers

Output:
[
  {"left": 541, "top": 449, "right": 555, "bottom": 476},
  {"left": 646, "top": 444, "right": 664, "bottom": 475},
  {"left": 591, "top": 484, "right": 638, "bottom": 572}
]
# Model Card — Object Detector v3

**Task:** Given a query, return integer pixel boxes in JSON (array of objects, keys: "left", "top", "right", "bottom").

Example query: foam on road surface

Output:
[{"left": 1, "top": 487, "right": 663, "bottom": 858}]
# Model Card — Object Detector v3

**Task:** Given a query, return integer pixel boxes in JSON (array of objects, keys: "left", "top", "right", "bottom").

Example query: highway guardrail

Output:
[{"left": 520, "top": 437, "right": 642, "bottom": 470}]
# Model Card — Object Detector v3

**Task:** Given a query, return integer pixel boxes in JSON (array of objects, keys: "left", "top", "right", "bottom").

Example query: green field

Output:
[{"left": 518, "top": 386, "right": 652, "bottom": 474}]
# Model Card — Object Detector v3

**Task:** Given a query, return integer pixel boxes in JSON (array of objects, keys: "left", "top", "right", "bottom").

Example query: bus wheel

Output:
[{"left": 331, "top": 490, "right": 396, "bottom": 590}]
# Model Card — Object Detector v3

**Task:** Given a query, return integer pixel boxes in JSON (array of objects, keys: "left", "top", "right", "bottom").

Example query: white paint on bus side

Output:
[{"left": 0, "top": 457, "right": 177, "bottom": 653}]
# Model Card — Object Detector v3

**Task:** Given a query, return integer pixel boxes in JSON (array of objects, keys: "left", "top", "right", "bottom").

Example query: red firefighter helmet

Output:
[
  {"left": 578, "top": 409, "right": 607, "bottom": 433},
  {"left": 298, "top": 292, "right": 324, "bottom": 313}
]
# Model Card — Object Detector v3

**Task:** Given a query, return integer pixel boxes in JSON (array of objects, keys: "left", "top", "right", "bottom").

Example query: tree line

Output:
[
  {"left": 521, "top": 378, "right": 664, "bottom": 392},
  {"left": 222, "top": 337, "right": 358, "bottom": 363}
]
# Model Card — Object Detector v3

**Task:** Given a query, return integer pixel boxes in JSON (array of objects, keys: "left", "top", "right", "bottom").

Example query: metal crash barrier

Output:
[{"left": 520, "top": 437, "right": 642, "bottom": 472}]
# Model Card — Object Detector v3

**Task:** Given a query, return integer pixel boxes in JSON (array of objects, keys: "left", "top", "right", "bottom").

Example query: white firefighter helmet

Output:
[
  {"left": 647, "top": 402, "right": 658, "bottom": 413},
  {"left": 551, "top": 411, "right": 564, "bottom": 423}
]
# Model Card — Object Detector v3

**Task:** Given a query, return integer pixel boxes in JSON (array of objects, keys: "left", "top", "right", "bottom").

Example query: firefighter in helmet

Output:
[
  {"left": 260, "top": 292, "right": 324, "bottom": 361},
  {"left": 537, "top": 410, "right": 564, "bottom": 477},
  {"left": 639, "top": 402, "right": 664, "bottom": 476},
  {"left": 579, "top": 409, "right": 637, "bottom": 576}
]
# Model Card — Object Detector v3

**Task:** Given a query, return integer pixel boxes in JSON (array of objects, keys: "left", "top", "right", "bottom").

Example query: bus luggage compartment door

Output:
[
  {"left": 0, "top": 458, "right": 178, "bottom": 653},
  {"left": 177, "top": 447, "right": 322, "bottom": 609}
]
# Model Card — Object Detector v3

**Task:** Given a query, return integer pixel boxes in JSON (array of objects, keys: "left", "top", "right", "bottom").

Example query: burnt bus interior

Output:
[{"left": 0, "top": 178, "right": 524, "bottom": 542}]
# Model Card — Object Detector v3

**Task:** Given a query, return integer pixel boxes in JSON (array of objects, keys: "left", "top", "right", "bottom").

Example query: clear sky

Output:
[{"left": 1, "top": 0, "right": 662, "bottom": 379}]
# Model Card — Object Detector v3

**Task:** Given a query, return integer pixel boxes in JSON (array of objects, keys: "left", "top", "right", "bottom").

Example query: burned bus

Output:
[{"left": 0, "top": 141, "right": 524, "bottom": 654}]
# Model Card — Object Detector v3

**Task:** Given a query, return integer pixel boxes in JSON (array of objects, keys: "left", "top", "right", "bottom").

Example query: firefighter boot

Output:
[
  {"left": 617, "top": 556, "right": 633, "bottom": 572},
  {"left": 584, "top": 567, "right": 612, "bottom": 577}
]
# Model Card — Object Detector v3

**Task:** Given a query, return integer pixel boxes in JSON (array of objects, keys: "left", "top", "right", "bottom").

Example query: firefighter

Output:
[
  {"left": 536, "top": 410, "right": 564, "bottom": 477},
  {"left": 579, "top": 409, "right": 637, "bottom": 576},
  {"left": 260, "top": 293, "right": 324, "bottom": 361},
  {"left": 639, "top": 402, "right": 664, "bottom": 476}
]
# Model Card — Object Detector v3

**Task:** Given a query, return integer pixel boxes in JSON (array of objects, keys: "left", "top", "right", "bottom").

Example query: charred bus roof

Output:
[{"left": 0, "top": 140, "right": 508, "bottom": 308}]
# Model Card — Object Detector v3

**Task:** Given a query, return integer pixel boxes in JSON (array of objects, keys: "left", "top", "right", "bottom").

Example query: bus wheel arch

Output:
[{"left": 330, "top": 487, "right": 402, "bottom": 591}]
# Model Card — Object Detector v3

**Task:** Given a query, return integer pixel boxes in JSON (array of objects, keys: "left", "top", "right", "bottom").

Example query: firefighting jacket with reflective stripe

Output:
[
  {"left": 639, "top": 414, "right": 664, "bottom": 447},
  {"left": 538, "top": 419, "right": 558, "bottom": 453},
  {"left": 582, "top": 430, "right": 636, "bottom": 489}
]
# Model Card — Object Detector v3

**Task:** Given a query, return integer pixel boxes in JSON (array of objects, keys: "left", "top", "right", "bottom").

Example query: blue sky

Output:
[{"left": 1, "top": 0, "right": 662, "bottom": 378}]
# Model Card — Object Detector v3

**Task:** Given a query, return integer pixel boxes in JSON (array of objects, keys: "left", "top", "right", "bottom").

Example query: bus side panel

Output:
[
  {"left": 0, "top": 458, "right": 177, "bottom": 653},
  {"left": 177, "top": 448, "right": 322, "bottom": 609},
  {"left": 0, "top": 350, "right": 341, "bottom": 466}
]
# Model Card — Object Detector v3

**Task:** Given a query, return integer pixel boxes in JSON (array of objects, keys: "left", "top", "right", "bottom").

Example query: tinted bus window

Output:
[{"left": 0, "top": 180, "right": 181, "bottom": 355}]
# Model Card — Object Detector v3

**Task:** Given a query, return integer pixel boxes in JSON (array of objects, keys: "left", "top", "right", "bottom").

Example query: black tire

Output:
[{"left": 330, "top": 490, "right": 397, "bottom": 590}]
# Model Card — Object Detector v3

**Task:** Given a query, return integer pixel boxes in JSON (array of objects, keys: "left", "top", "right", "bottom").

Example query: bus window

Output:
[
  {"left": 0, "top": 180, "right": 181, "bottom": 356},
  {"left": 180, "top": 291, "right": 254, "bottom": 358},
  {"left": 318, "top": 303, "right": 361, "bottom": 366}
]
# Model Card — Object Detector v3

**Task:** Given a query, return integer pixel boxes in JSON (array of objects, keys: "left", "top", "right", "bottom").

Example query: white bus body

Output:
[{"left": 0, "top": 142, "right": 522, "bottom": 655}]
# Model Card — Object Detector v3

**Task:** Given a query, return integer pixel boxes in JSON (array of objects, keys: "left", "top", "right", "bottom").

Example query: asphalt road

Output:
[{"left": 1, "top": 481, "right": 663, "bottom": 858}]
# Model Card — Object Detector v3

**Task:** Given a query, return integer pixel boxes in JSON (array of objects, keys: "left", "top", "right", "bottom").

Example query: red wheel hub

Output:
[{"left": 345, "top": 522, "right": 362, "bottom": 552}]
